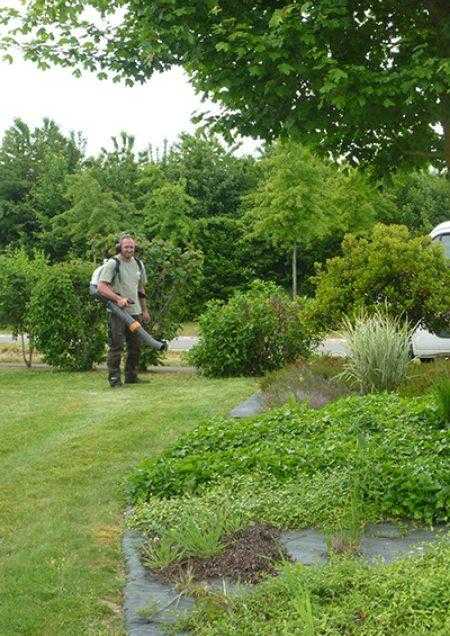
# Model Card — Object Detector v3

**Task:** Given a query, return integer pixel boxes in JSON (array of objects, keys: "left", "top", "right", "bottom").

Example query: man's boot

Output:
[{"left": 108, "top": 371, "right": 122, "bottom": 388}]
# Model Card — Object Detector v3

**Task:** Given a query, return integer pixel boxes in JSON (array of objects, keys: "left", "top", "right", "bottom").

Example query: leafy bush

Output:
[
  {"left": 340, "top": 308, "right": 413, "bottom": 393},
  {"left": 433, "top": 376, "right": 450, "bottom": 428},
  {"left": 129, "top": 394, "right": 449, "bottom": 523},
  {"left": 188, "top": 280, "right": 316, "bottom": 377},
  {"left": 29, "top": 260, "right": 106, "bottom": 370},
  {"left": 308, "top": 224, "right": 450, "bottom": 335},
  {"left": 137, "top": 239, "right": 203, "bottom": 368},
  {"left": 399, "top": 358, "right": 450, "bottom": 397},
  {"left": 0, "top": 248, "right": 47, "bottom": 367}
]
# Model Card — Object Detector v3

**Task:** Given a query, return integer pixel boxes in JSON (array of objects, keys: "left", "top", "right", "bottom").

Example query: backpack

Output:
[{"left": 89, "top": 256, "right": 144, "bottom": 299}]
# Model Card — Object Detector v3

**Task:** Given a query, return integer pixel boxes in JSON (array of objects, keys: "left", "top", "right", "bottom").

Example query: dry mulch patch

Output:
[{"left": 155, "top": 523, "right": 291, "bottom": 584}]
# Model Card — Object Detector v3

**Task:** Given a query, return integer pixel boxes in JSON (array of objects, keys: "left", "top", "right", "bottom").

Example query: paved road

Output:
[
  {"left": 0, "top": 333, "right": 199, "bottom": 351},
  {"left": 1, "top": 333, "right": 348, "bottom": 355},
  {"left": 170, "top": 336, "right": 349, "bottom": 356}
]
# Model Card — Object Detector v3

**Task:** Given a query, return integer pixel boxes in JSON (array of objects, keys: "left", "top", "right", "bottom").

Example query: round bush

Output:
[
  {"left": 188, "top": 280, "right": 316, "bottom": 377},
  {"left": 308, "top": 223, "right": 450, "bottom": 334},
  {"left": 30, "top": 260, "right": 106, "bottom": 370}
]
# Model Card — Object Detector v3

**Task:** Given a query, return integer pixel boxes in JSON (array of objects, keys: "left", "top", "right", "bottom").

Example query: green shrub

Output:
[
  {"left": 188, "top": 280, "right": 316, "bottom": 377},
  {"left": 308, "top": 224, "right": 450, "bottom": 335},
  {"left": 340, "top": 308, "right": 413, "bottom": 393},
  {"left": 138, "top": 239, "right": 204, "bottom": 368},
  {"left": 0, "top": 248, "right": 48, "bottom": 367},
  {"left": 29, "top": 260, "right": 106, "bottom": 370},
  {"left": 433, "top": 376, "right": 450, "bottom": 428},
  {"left": 399, "top": 358, "right": 450, "bottom": 397},
  {"left": 129, "top": 394, "right": 449, "bottom": 523}
]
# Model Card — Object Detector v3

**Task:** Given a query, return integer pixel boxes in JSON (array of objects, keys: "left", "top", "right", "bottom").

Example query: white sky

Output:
[{"left": 0, "top": 56, "right": 259, "bottom": 157}]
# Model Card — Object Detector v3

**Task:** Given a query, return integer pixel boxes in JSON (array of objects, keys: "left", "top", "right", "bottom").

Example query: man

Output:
[{"left": 97, "top": 234, "right": 150, "bottom": 387}]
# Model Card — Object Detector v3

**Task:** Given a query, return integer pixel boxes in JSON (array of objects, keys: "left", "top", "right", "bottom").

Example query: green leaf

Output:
[
  {"left": 278, "top": 63, "right": 295, "bottom": 75},
  {"left": 215, "top": 41, "right": 230, "bottom": 52}
]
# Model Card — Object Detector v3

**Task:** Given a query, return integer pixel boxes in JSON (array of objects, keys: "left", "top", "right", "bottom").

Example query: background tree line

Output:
[{"left": 1, "top": 117, "right": 450, "bottom": 317}]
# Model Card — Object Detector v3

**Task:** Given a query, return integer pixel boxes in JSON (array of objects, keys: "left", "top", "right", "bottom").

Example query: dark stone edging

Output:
[
  {"left": 229, "top": 392, "right": 265, "bottom": 418},
  {"left": 122, "top": 532, "right": 193, "bottom": 636},
  {"left": 280, "top": 523, "right": 449, "bottom": 566}
]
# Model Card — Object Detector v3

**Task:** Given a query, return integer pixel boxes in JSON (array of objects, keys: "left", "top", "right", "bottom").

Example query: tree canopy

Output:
[
  {"left": 245, "top": 141, "right": 379, "bottom": 294},
  {"left": 2, "top": 1, "right": 450, "bottom": 173}
]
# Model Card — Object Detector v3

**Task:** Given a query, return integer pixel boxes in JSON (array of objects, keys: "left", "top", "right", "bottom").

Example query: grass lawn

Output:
[{"left": 0, "top": 368, "right": 255, "bottom": 635}]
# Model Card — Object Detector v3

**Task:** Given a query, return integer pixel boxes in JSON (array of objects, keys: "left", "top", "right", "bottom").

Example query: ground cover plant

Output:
[
  {"left": 127, "top": 387, "right": 449, "bottom": 633},
  {"left": 129, "top": 394, "right": 449, "bottom": 553},
  {"left": 172, "top": 543, "right": 450, "bottom": 635},
  {"left": 0, "top": 368, "right": 254, "bottom": 635}
]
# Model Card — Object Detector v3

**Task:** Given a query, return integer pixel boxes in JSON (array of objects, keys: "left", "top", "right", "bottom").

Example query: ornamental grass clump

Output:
[{"left": 340, "top": 308, "right": 414, "bottom": 393}]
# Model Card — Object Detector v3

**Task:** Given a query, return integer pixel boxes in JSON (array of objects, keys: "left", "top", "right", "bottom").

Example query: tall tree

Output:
[
  {"left": 0, "top": 118, "right": 83, "bottom": 251},
  {"left": 379, "top": 170, "right": 450, "bottom": 233},
  {"left": 48, "top": 170, "right": 122, "bottom": 261},
  {"left": 2, "top": 2, "right": 450, "bottom": 172},
  {"left": 163, "top": 132, "right": 258, "bottom": 218},
  {"left": 141, "top": 180, "right": 195, "bottom": 244},
  {"left": 245, "top": 141, "right": 378, "bottom": 296}
]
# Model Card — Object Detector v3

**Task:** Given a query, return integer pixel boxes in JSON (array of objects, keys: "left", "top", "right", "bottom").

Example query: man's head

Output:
[{"left": 117, "top": 234, "right": 136, "bottom": 260}]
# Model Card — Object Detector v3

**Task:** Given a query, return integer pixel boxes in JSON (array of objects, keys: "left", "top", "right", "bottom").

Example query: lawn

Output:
[{"left": 0, "top": 368, "right": 255, "bottom": 635}]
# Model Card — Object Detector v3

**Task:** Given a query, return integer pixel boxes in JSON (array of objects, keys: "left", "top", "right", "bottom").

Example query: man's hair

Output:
[{"left": 116, "top": 233, "right": 135, "bottom": 253}]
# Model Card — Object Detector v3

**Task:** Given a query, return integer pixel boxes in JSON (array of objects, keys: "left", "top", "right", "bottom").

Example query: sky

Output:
[{"left": 0, "top": 55, "right": 259, "bottom": 158}]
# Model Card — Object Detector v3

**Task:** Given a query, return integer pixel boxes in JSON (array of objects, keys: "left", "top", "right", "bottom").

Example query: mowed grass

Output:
[{"left": 0, "top": 369, "right": 255, "bottom": 635}]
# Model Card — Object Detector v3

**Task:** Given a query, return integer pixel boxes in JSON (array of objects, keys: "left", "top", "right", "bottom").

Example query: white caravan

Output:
[{"left": 411, "top": 221, "right": 450, "bottom": 359}]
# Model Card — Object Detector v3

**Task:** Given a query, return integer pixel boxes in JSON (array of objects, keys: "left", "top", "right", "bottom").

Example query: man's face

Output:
[{"left": 120, "top": 238, "right": 135, "bottom": 260}]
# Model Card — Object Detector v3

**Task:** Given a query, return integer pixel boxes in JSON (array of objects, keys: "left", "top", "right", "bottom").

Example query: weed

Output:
[
  {"left": 137, "top": 599, "right": 162, "bottom": 621},
  {"left": 142, "top": 509, "right": 241, "bottom": 569},
  {"left": 280, "top": 566, "right": 315, "bottom": 635},
  {"left": 168, "top": 509, "right": 227, "bottom": 559},
  {"left": 142, "top": 535, "right": 183, "bottom": 570}
]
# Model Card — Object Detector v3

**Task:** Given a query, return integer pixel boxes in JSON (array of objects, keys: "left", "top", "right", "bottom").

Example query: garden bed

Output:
[{"left": 126, "top": 381, "right": 449, "bottom": 633}]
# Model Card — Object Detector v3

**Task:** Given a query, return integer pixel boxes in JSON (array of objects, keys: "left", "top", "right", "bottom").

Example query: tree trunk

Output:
[
  {"left": 442, "top": 115, "right": 450, "bottom": 177},
  {"left": 20, "top": 332, "right": 34, "bottom": 368},
  {"left": 292, "top": 245, "right": 298, "bottom": 298}
]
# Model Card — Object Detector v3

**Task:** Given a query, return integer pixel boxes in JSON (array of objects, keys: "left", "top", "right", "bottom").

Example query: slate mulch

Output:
[{"left": 154, "top": 523, "right": 291, "bottom": 584}]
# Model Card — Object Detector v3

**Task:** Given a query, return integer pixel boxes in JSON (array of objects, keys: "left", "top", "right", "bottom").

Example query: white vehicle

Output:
[{"left": 411, "top": 221, "right": 450, "bottom": 360}]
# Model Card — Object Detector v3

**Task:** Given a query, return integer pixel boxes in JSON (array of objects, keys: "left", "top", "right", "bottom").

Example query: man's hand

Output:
[
  {"left": 116, "top": 297, "right": 129, "bottom": 308},
  {"left": 142, "top": 310, "right": 150, "bottom": 323}
]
